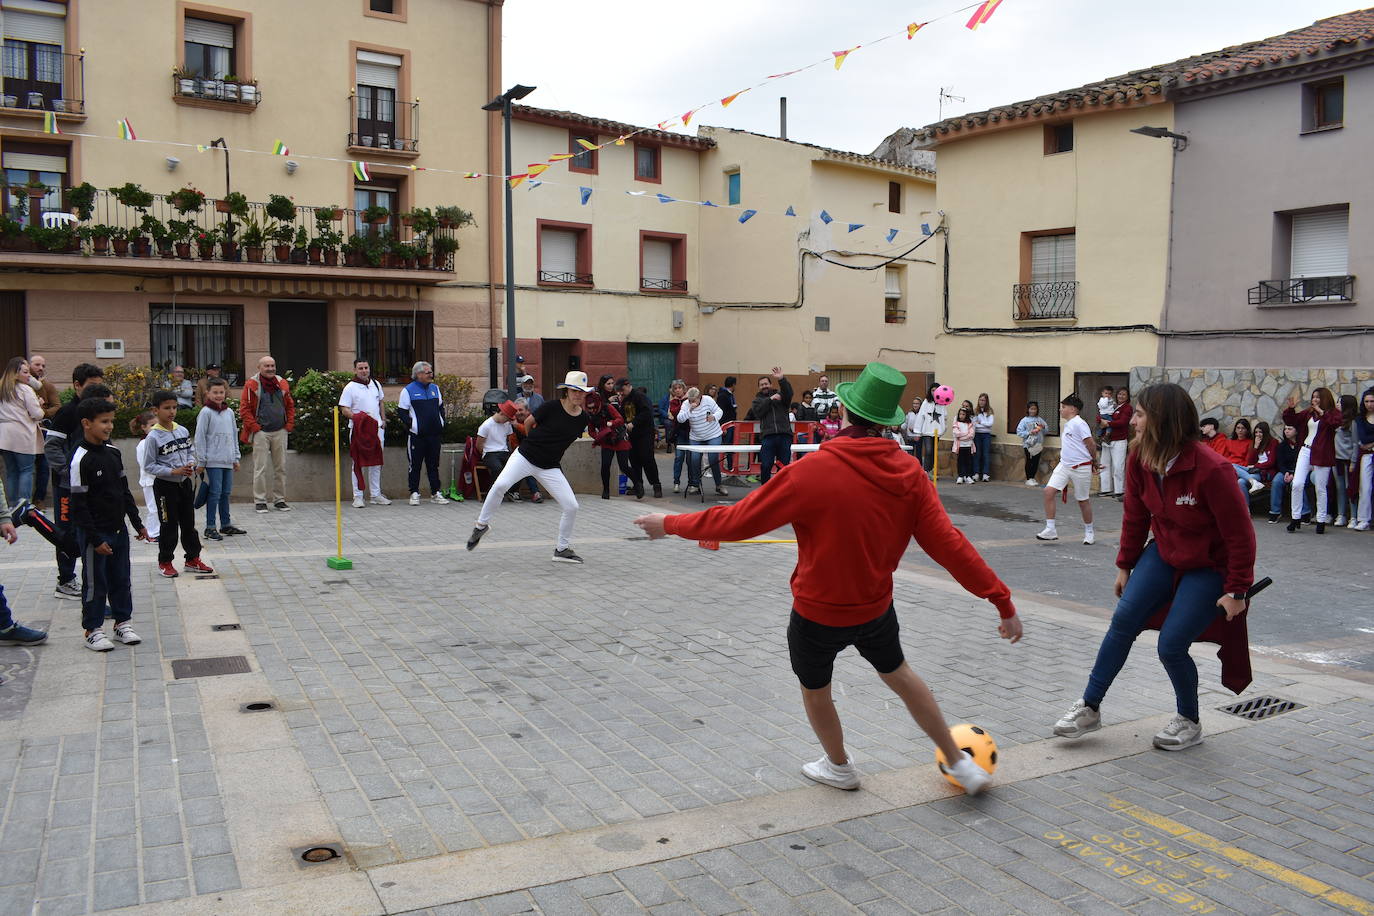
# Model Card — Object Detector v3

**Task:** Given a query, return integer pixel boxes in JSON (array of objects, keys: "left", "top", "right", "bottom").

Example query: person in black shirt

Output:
[
  {"left": 717, "top": 376, "right": 739, "bottom": 475},
  {"left": 468, "top": 371, "right": 593, "bottom": 563},
  {"left": 43, "top": 365, "right": 106, "bottom": 600},
  {"left": 618, "top": 377, "right": 662, "bottom": 498}
]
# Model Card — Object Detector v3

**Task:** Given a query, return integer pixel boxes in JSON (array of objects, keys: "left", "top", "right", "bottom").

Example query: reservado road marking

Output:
[{"left": 1106, "top": 796, "right": 1374, "bottom": 916}]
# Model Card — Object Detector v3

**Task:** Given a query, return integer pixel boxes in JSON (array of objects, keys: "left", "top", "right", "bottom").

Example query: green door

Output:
[{"left": 626, "top": 343, "right": 678, "bottom": 404}]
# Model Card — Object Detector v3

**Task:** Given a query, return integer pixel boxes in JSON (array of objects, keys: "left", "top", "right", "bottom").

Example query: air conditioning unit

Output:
[{"left": 95, "top": 339, "right": 125, "bottom": 359}]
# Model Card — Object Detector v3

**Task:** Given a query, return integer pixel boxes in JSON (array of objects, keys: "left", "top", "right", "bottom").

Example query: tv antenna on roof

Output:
[{"left": 938, "top": 87, "right": 965, "bottom": 120}]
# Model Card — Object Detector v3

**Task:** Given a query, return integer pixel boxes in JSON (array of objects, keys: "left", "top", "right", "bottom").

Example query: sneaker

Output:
[
  {"left": 509, "top": 490, "right": 522, "bottom": 502},
  {"left": 801, "top": 754, "right": 860, "bottom": 790},
  {"left": 184, "top": 557, "right": 214, "bottom": 575},
  {"left": 370, "top": 495, "right": 391, "bottom": 506},
  {"left": 431, "top": 493, "right": 450, "bottom": 505},
  {"left": 946, "top": 751, "right": 991, "bottom": 796},
  {"left": 672, "top": 483, "right": 680, "bottom": 493},
  {"left": 466, "top": 524, "right": 488, "bottom": 551},
  {"left": 1355, "top": 521, "right": 1371, "bottom": 531},
  {"left": 653, "top": 486, "right": 663, "bottom": 498},
  {"left": 0, "top": 622, "right": 48, "bottom": 646},
  {"left": 1268, "top": 514, "right": 1279, "bottom": 524},
  {"left": 1025, "top": 479, "right": 1038, "bottom": 487},
  {"left": 1249, "top": 478, "right": 1265, "bottom": 494},
  {"left": 956, "top": 477, "right": 965, "bottom": 484},
  {"left": 1153, "top": 715, "right": 1203, "bottom": 751},
  {"left": 685, "top": 486, "right": 701, "bottom": 496},
  {"left": 54, "top": 580, "right": 82, "bottom": 600},
  {"left": 1035, "top": 526, "right": 1058, "bottom": 541},
  {"left": 409, "top": 492, "right": 420, "bottom": 506},
  {"left": 113, "top": 623, "right": 141, "bottom": 645},
  {"left": 552, "top": 547, "right": 584, "bottom": 564},
  {"left": 982, "top": 474, "right": 991, "bottom": 482},
  {"left": 84, "top": 630, "right": 115, "bottom": 652},
  {"left": 1083, "top": 530, "right": 1095, "bottom": 545},
  {"left": 204, "top": 527, "right": 223, "bottom": 541},
  {"left": 158, "top": 563, "right": 179, "bottom": 579},
  {"left": 255, "top": 502, "right": 269, "bottom": 513},
  {"left": 352, "top": 495, "right": 365, "bottom": 509},
  {"left": 220, "top": 525, "right": 246, "bottom": 536},
  {"left": 1335, "top": 515, "right": 1347, "bottom": 527},
  {"left": 1053, "top": 699, "right": 1102, "bottom": 738},
  {"left": 715, "top": 486, "right": 730, "bottom": 497},
  {"left": 274, "top": 501, "right": 292, "bottom": 512},
  {"left": 529, "top": 492, "right": 543, "bottom": 503}
]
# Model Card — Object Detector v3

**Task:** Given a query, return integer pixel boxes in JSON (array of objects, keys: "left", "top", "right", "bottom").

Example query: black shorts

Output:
[{"left": 787, "top": 605, "right": 905, "bottom": 690}]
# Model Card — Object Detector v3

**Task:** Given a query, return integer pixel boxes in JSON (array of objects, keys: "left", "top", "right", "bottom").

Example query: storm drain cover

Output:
[
  {"left": 1218, "top": 695, "right": 1304, "bottom": 720},
  {"left": 171, "top": 656, "right": 251, "bottom": 679}
]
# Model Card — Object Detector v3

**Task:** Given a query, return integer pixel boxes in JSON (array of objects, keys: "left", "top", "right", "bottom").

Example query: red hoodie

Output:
[{"left": 663, "top": 433, "right": 1015, "bottom": 625}]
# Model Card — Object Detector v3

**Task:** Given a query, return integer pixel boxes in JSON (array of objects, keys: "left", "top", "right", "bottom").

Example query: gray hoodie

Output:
[{"left": 194, "top": 406, "right": 241, "bottom": 469}]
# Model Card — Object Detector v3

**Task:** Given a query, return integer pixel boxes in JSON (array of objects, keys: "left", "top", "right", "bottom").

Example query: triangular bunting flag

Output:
[
  {"left": 832, "top": 46, "right": 860, "bottom": 70},
  {"left": 549, "top": 153, "right": 576, "bottom": 162},
  {"left": 271, "top": 139, "right": 289, "bottom": 156},
  {"left": 508, "top": 174, "right": 528, "bottom": 189},
  {"left": 463, "top": 172, "right": 481, "bottom": 179},
  {"left": 785, "top": 206, "right": 796, "bottom": 217},
  {"left": 819, "top": 210, "right": 833, "bottom": 224},
  {"left": 626, "top": 191, "right": 647, "bottom": 197},
  {"left": 575, "top": 138, "right": 599, "bottom": 151},
  {"left": 527, "top": 163, "right": 549, "bottom": 177},
  {"left": 966, "top": 0, "right": 1004, "bottom": 30},
  {"left": 681, "top": 108, "right": 700, "bottom": 127},
  {"left": 42, "top": 111, "right": 60, "bottom": 135},
  {"left": 738, "top": 210, "right": 757, "bottom": 224},
  {"left": 579, "top": 187, "right": 593, "bottom": 205},
  {"left": 116, "top": 118, "right": 136, "bottom": 140},
  {"left": 656, "top": 193, "right": 675, "bottom": 204},
  {"left": 921, "top": 222, "right": 933, "bottom": 236},
  {"left": 847, "top": 223, "right": 864, "bottom": 232},
  {"left": 720, "top": 90, "right": 748, "bottom": 108},
  {"left": 657, "top": 119, "right": 677, "bottom": 131},
  {"left": 907, "top": 22, "right": 924, "bottom": 39},
  {"left": 527, "top": 180, "right": 543, "bottom": 190},
  {"left": 701, "top": 200, "right": 717, "bottom": 207},
  {"left": 768, "top": 69, "right": 803, "bottom": 79},
  {"left": 352, "top": 161, "right": 371, "bottom": 181},
  {"left": 196, "top": 144, "right": 211, "bottom": 153},
  {"left": 614, "top": 136, "right": 627, "bottom": 146},
  {"left": 886, "top": 229, "right": 899, "bottom": 242}
]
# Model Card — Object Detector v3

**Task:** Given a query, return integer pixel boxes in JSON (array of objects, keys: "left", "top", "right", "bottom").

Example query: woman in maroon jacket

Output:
[
  {"left": 1099, "top": 387, "right": 1132, "bottom": 499},
  {"left": 1053, "top": 383, "right": 1255, "bottom": 752},
  {"left": 1282, "top": 387, "right": 1341, "bottom": 533},
  {"left": 588, "top": 376, "right": 634, "bottom": 500}
]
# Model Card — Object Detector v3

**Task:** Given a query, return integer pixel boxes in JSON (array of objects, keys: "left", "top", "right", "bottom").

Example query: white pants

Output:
[
  {"left": 1048, "top": 462, "right": 1092, "bottom": 502},
  {"left": 1290, "top": 447, "right": 1332, "bottom": 522},
  {"left": 1100, "top": 439, "right": 1127, "bottom": 495},
  {"left": 476, "top": 450, "right": 578, "bottom": 550},
  {"left": 1357, "top": 453, "right": 1373, "bottom": 526},
  {"left": 352, "top": 465, "right": 383, "bottom": 500},
  {"left": 141, "top": 484, "right": 160, "bottom": 539}
]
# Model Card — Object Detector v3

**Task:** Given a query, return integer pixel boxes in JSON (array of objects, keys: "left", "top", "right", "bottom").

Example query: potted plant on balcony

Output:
[
  {"left": 316, "top": 225, "right": 342, "bottom": 266},
  {"left": 432, "top": 233, "right": 458, "bottom": 270},
  {"left": 23, "top": 179, "right": 50, "bottom": 201},
  {"left": 342, "top": 233, "right": 364, "bottom": 268},
  {"left": 168, "top": 186, "right": 206, "bottom": 214},
  {"left": 83, "top": 224, "right": 117, "bottom": 254},
  {"left": 111, "top": 226, "right": 132, "bottom": 257},
  {"left": 193, "top": 225, "right": 218, "bottom": 260},
  {"left": 434, "top": 206, "right": 474, "bottom": 230},
  {"left": 216, "top": 190, "right": 248, "bottom": 216},
  {"left": 221, "top": 75, "right": 241, "bottom": 103},
  {"left": 406, "top": 207, "right": 438, "bottom": 234},
  {"left": 290, "top": 225, "right": 310, "bottom": 264},
  {"left": 140, "top": 214, "right": 172, "bottom": 257},
  {"left": 264, "top": 194, "right": 296, "bottom": 262},
  {"left": 109, "top": 182, "right": 155, "bottom": 211},
  {"left": 240, "top": 216, "right": 267, "bottom": 262},
  {"left": 316, "top": 205, "right": 344, "bottom": 222},
  {"left": 412, "top": 235, "right": 432, "bottom": 269},
  {"left": 360, "top": 204, "right": 390, "bottom": 226},
  {"left": 168, "top": 219, "right": 196, "bottom": 259},
  {"left": 32, "top": 223, "right": 78, "bottom": 253},
  {"left": 66, "top": 182, "right": 98, "bottom": 221},
  {"left": 173, "top": 66, "right": 197, "bottom": 96},
  {"left": 239, "top": 79, "right": 258, "bottom": 105},
  {"left": 1, "top": 92, "right": 16, "bottom": 109},
  {"left": 6, "top": 186, "right": 29, "bottom": 222}
]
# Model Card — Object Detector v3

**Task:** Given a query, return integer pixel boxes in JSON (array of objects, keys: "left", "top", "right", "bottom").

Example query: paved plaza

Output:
[{"left": 1, "top": 473, "right": 1372, "bottom": 914}]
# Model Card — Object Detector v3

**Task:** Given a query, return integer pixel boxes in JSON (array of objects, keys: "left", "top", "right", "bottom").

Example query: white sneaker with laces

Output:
[
  {"left": 982, "top": 474, "right": 991, "bottom": 482},
  {"left": 1153, "top": 715, "right": 1203, "bottom": 751},
  {"left": 1355, "top": 521, "right": 1371, "bottom": 531},
  {"left": 1083, "top": 529, "right": 1095, "bottom": 545},
  {"left": 352, "top": 495, "right": 365, "bottom": 508},
  {"left": 113, "top": 623, "right": 142, "bottom": 645},
  {"left": 672, "top": 483, "right": 680, "bottom": 493},
  {"left": 946, "top": 751, "right": 991, "bottom": 796},
  {"left": 430, "top": 493, "right": 450, "bottom": 505},
  {"left": 409, "top": 492, "right": 420, "bottom": 506},
  {"left": 371, "top": 495, "right": 392, "bottom": 505},
  {"left": 801, "top": 755, "right": 860, "bottom": 790},
  {"left": 1035, "top": 526, "right": 1058, "bottom": 541},
  {"left": 85, "top": 631, "right": 115, "bottom": 652},
  {"left": 1053, "top": 699, "right": 1101, "bottom": 738},
  {"left": 1249, "top": 478, "right": 1265, "bottom": 494},
  {"left": 1334, "top": 515, "right": 1347, "bottom": 527},
  {"left": 1025, "top": 479, "right": 1038, "bottom": 487}
]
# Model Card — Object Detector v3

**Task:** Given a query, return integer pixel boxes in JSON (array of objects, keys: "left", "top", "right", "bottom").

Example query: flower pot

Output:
[
  {"left": 378, "top": 133, "right": 390, "bottom": 148},
  {"left": 26, "top": 188, "right": 46, "bottom": 199},
  {"left": 158, "top": 242, "right": 175, "bottom": 258},
  {"left": 223, "top": 83, "right": 240, "bottom": 102},
  {"left": 1, "top": 95, "right": 16, "bottom": 108},
  {"left": 133, "top": 239, "right": 152, "bottom": 257},
  {"left": 179, "top": 78, "right": 196, "bottom": 96},
  {"left": 93, "top": 236, "right": 110, "bottom": 254},
  {"left": 272, "top": 244, "right": 290, "bottom": 262},
  {"left": 26, "top": 91, "right": 43, "bottom": 108},
  {"left": 400, "top": 215, "right": 413, "bottom": 226},
  {"left": 344, "top": 251, "right": 362, "bottom": 267},
  {"left": 438, "top": 219, "right": 453, "bottom": 229},
  {"left": 245, "top": 246, "right": 264, "bottom": 263},
  {"left": 214, "top": 199, "right": 232, "bottom": 214},
  {"left": 324, "top": 250, "right": 339, "bottom": 267},
  {"left": 175, "top": 242, "right": 192, "bottom": 259},
  {"left": 360, "top": 136, "right": 374, "bottom": 147},
  {"left": 366, "top": 216, "right": 388, "bottom": 226},
  {"left": 52, "top": 99, "right": 65, "bottom": 112},
  {"left": 221, "top": 241, "right": 238, "bottom": 261},
  {"left": 240, "top": 84, "right": 258, "bottom": 104},
  {"left": 383, "top": 252, "right": 401, "bottom": 269},
  {"left": 290, "top": 248, "right": 308, "bottom": 264},
  {"left": 307, "top": 246, "right": 322, "bottom": 265},
  {"left": 323, "top": 209, "right": 343, "bottom": 221},
  {"left": 405, "top": 257, "right": 417, "bottom": 270},
  {"left": 393, "top": 139, "right": 405, "bottom": 151},
  {"left": 198, "top": 243, "right": 215, "bottom": 260},
  {"left": 112, "top": 238, "right": 130, "bottom": 256}
]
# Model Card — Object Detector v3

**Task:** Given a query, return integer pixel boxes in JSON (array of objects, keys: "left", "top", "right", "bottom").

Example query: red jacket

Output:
[
  {"left": 1281, "top": 406, "right": 1341, "bottom": 466},
  {"left": 238, "top": 374, "right": 296, "bottom": 441},
  {"left": 1212, "top": 437, "right": 1251, "bottom": 466},
  {"left": 663, "top": 433, "right": 1015, "bottom": 626},
  {"left": 1104, "top": 402, "right": 1132, "bottom": 442},
  {"left": 1250, "top": 440, "right": 1278, "bottom": 478},
  {"left": 587, "top": 400, "right": 630, "bottom": 452}
]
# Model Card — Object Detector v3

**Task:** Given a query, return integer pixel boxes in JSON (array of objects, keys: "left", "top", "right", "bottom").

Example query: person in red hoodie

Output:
[
  {"left": 633, "top": 362, "right": 1022, "bottom": 796},
  {"left": 1053, "top": 383, "right": 1256, "bottom": 752},
  {"left": 1282, "top": 387, "right": 1341, "bottom": 533}
]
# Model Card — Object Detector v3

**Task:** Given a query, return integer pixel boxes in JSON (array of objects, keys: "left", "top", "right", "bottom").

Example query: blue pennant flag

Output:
[
  {"left": 886, "top": 228, "right": 898, "bottom": 243},
  {"left": 921, "top": 222, "right": 932, "bottom": 236},
  {"left": 847, "top": 223, "right": 864, "bottom": 233},
  {"left": 626, "top": 190, "right": 647, "bottom": 197},
  {"left": 656, "top": 193, "right": 676, "bottom": 204},
  {"left": 785, "top": 205, "right": 796, "bottom": 216},
  {"left": 701, "top": 200, "right": 717, "bottom": 207},
  {"left": 819, "top": 210, "right": 833, "bottom": 224},
  {"left": 579, "top": 187, "right": 592, "bottom": 205},
  {"left": 739, "top": 209, "right": 757, "bottom": 224},
  {"left": 528, "top": 180, "right": 543, "bottom": 190}
]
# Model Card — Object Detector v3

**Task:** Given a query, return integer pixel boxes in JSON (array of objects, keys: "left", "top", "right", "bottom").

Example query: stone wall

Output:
[{"left": 1129, "top": 367, "right": 1374, "bottom": 431}]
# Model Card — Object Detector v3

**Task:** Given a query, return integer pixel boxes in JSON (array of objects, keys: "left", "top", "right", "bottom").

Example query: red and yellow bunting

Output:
[{"left": 966, "top": 0, "right": 1004, "bottom": 30}]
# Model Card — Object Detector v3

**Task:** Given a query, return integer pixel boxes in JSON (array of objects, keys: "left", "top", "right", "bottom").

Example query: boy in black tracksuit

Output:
[
  {"left": 43, "top": 365, "right": 108, "bottom": 599},
  {"left": 144, "top": 391, "right": 213, "bottom": 578},
  {"left": 68, "top": 398, "right": 149, "bottom": 651}
]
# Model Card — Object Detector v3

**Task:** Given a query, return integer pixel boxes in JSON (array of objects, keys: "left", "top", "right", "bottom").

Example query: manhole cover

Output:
[
  {"left": 1218, "top": 695, "right": 1304, "bottom": 720},
  {"left": 240, "top": 701, "right": 276, "bottom": 712},
  {"left": 170, "top": 656, "right": 251, "bottom": 679},
  {"left": 211, "top": 623, "right": 241, "bottom": 631}
]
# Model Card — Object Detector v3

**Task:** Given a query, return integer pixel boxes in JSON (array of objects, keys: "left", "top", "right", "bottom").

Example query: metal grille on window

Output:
[
  {"left": 150, "top": 307, "right": 232, "bottom": 370},
  {"left": 642, "top": 239, "right": 678, "bottom": 290},
  {"left": 356, "top": 313, "right": 415, "bottom": 382}
]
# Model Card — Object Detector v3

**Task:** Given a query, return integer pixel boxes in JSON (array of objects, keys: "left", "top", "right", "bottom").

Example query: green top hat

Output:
[{"left": 835, "top": 362, "right": 907, "bottom": 427}]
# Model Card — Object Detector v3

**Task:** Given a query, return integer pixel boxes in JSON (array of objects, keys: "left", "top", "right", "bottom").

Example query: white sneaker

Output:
[
  {"left": 956, "top": 477, "right": 965, "bottom": 484},
  {"left": 946, "top": 751, "right": 991, "bottom": 796},
  {"left": 409, "top": 492, "right": 420, "bottom": 506},
  {"left": 430, "top": 493, "right": 450, "bottom": 505},
  {"left": 1153, "top": 715, "right": 1203, "bottom": 751},
  {"left": 1035, "top": 526, "right": 1058, "bottom": 541},
  {"left": 982, "top": 475, "right": 991, "bottom": 482},
  {"left": 1083, "top": 530, "right": 1095, "bottom": 545},
  {"left": 85, "top": 631, "right": 115, "bottom": 652},
  {"left": 1053, "top": 699, "right": 1102, "bottom": 738},
  {"left": 1355, "top": 521, "right": 1370, "bottom": 531},
  {"left": 672, "top": 483, "right": 680, "bottom": 493},
  {"left": 1025, "top": 479, "right": 1038, "bottom": 487},
  {"left": 1249, "top": 478, "right": 1265, "bottom": 494},
  {"left": 370, "top": 495, "right": 392, "bottom": 505},
  {"left": 1334, "top": 515, "right": 1347, "bottom": 527},
  {"left": 352, "top": 495, "right": 365, "bottom": 509},
  {"left": 801, "top": 755, "right": 860, "bottom": 790},
  {"left": 113, "top": 623, "right": 141, "bottom": 645}
]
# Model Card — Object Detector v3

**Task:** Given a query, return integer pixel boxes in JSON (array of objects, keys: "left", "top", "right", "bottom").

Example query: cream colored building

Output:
[{"left": 0, "top": 0, "right": 501, "bottom": 389}]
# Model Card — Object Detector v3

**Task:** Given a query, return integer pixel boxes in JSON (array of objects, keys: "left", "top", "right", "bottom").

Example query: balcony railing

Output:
[
  {"left": 884, "top": 306, "right": 907, "bottom": 324},
  {"left": 1248, "top": 276, "right": 1355, "bottom": 305},
  {"left": 539, "top": 270, "right": 592, "bottom": 285},
  {"left": 640, "top": 277, "right": 687, "bottom": 291},
  {"left": 348, "top": 95, "right": 419, "bottom": 152},
  {"left": 1013, "top": 280, "right": 1077, "bottom": 319},
  {"left": 172, "top": 74, "right": 261, "bottom": 107},
  {"left": 1, "top": 47, "right": 84, "bottom": 115}
]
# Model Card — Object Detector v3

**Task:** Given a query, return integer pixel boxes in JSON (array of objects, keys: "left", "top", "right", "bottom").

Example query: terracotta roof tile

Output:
[{"left": 511, "top": 104, "right": 716, "bottom": 150}]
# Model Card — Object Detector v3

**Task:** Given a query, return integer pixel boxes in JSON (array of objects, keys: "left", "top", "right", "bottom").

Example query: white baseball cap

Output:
[{"left": 558, "top": 370, "right": 593, "bottom": 392}]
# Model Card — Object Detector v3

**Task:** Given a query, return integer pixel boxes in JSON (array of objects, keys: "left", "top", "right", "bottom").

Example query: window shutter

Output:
[
  {"left": 3, "top": 8, "right": 65, "bottom": 45},
  {"left": 357, "top": 50, "right": 401, "bottom": 90},
  {"left": 643, "top": 239, "right": 673, "bottom": 283},
  {"left": 884, "top": 266, "right": 902, "bottom": 298},
  {"left": 1291, "top": 210, "right": 1348, "bottom": 277},
  {"left": 1031, "top": 234, "right": 1074, "bottom": 283},
  {"left": 2, "top": 151, "right": 67, "bottom": 172},
  {"left": 541, "top": 229, "right": 578, "bottom": 275},
  {"left": 184, "top": 17, "right": 234, "bottom": 49}
]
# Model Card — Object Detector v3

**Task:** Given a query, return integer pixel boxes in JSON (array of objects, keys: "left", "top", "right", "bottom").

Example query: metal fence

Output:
[{"left": 1012, "top": 281, "right": 1077, "bottom": 319}]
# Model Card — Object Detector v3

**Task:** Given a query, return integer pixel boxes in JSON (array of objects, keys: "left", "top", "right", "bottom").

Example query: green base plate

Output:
[{"left": 326, "top": 557, "right": 353, "bottom": 570}]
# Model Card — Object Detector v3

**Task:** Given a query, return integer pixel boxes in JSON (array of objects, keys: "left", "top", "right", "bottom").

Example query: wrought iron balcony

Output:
[
  {"left": 348, "top": 94, "right": 419, "bottom": 153},
  {"left": 640, "top": 277, "right": 687, "bottom": 291},
  {"left": 539, "top": 270, "right": 592, "bottom": 285},
  {"left": 884, "top": 306, "right": 907, "bottom": 324},
  {"left": 1248, "top": 276, "right": 1355, "bottom": 305},
  {"left": 171, "top": 73, "right": 261, "bottom": 107},
  {"left": 1013, "top": 281, "right": 1077, "bottom": 319},
  {"left": 1, "top": 47, "right": 84, "bottom": 115}
]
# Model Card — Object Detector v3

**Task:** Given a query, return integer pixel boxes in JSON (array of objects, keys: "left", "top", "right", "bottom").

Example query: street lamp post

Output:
[{"left": 483, "top": 84, "right": 536, "bottom": 395}]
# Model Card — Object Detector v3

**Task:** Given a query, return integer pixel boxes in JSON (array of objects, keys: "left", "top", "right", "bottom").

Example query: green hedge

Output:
[{"left": 288, "top": 368, "right": 485, "bottom": 454}]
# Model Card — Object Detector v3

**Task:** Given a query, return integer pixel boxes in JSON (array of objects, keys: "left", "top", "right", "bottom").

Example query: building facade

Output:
[{"left": 0, "top": 0, "right": 501, "bottom": 390}]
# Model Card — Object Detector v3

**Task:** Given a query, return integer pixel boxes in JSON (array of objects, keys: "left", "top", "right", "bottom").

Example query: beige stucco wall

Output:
[
  {"left": 695, "top": 128, "right": 938, "bottom": 380},
  {"left": 933, "top": 105, "right": 1173, "bottom": 443}
]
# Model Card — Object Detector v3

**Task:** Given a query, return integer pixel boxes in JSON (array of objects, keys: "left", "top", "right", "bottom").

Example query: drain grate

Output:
[
  {"left": 240, "top": 701, "right": 276, "bottom": 713},
  {"left": 1219, "top": 695, "right": 1304, "bottom": 720},
  {"left": 292, "top": 843, "right": 345, "bottom": 866},
  {"left": 170, "top": 656, "right": 251, "bottom": 679},
  {"left": 211, "top": 623, "right": 241, "bottom": 631}
]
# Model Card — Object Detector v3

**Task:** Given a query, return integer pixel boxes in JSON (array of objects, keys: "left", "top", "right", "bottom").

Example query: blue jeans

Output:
[
  {"left": 205, "top": 467, "right": 234, "bottom": 529},
  {"left": 77, "top": 527, "right": 133, "bottom": 632},
  {"left": 1083, "top": 542, "right": 1223, "bottom": 721},
  {"left": 2, "top": 451, "right": 35, "bottom": 503},
  {"left": 973, "top": 432, "right": 992, "bottom": 477},
  {"left": 0, "top": 583, "right": 13, "bottom": 629},
  {"left": 759, "top": 433, "right": 792, "bottom": 484},
  {"left": 688, "top": 435, "right": 722, "bottom": 489},
  {"left": 1269, "top": 477, "right": 1289, "bottom": 515},
  {"left": 672, "top": 436, "right": 689, "bottom": 485}
]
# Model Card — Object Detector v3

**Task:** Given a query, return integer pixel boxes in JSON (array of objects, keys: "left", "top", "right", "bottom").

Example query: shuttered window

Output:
[
  {"left": 1290, "top": 209, "right": 1348, "bottom": 278},
  {"left": 3, "top": 6, "right": 65, "bottom": 45},
  {"left": 356, "top": 50, "right": 401, "bottom": 90},
  {"left": 884, "top": 266, "right": 902, "bottom": 299},
  {"left": 643, "top": 240, "right": 673, "bottom": 284},
  {"left": 2, "top": 151, "right": 66, "bottom": 172},
  {"left": 1031, "top": 234, "right": 1075, "bottom": 283},
  {"left": 184, "top": 17, "right": 234, "bottom": 48},
  {"left": 541, "top": 228, "right": 578, "bottom": 276}
]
